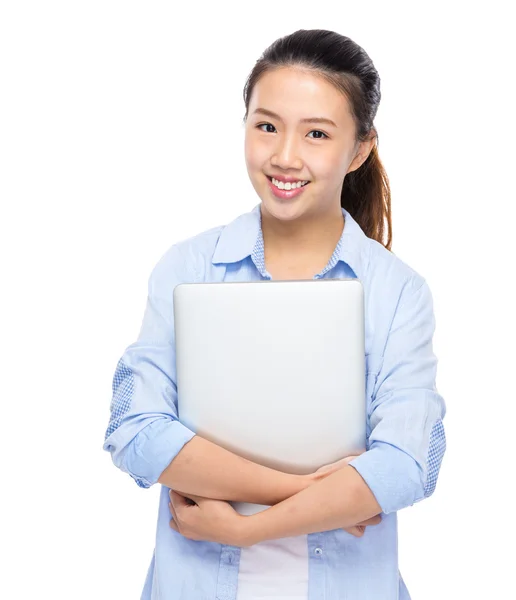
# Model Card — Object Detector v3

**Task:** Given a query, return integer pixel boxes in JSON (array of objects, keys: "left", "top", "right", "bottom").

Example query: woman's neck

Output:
[{"left": 260, "top": 205, "right": 345, "bottom": 259}]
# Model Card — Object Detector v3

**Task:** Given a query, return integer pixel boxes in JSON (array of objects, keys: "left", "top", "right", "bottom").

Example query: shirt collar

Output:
[{"left": 211, "top": 203, "right": 369, "bottom": 280}]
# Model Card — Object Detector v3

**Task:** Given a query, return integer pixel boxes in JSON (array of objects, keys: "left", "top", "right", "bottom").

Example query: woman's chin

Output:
[
  {"left": 260, "top": 188, "right": 311, "bottom": 218},
  {"left": 261, "top": 197, "right": 307, "bottom": 221}
]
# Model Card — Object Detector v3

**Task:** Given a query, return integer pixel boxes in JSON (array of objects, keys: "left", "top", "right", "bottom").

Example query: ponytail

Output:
[{"left": 341, "top": 143, "right": 392, "bottom": 251}]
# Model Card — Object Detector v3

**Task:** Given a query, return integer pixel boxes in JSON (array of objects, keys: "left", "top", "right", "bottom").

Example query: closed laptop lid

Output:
[{"left": 173, "top": 279, "right": 366, "bottom": 483}]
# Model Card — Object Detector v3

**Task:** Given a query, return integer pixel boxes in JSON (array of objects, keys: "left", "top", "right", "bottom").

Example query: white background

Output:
[{"left": 1, "top": 1, "right": 515, "bottom": 598}]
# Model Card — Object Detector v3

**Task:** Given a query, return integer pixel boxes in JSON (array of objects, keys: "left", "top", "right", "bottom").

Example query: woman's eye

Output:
[
  {"left": 257, "top": 123, "right": 276, "bottom": 133},
  {"left": 307, "top": 130, "right": 328, "bottom": 140},
  {"left": 256, "top": 123, "right": 328, "bottom": 139}
]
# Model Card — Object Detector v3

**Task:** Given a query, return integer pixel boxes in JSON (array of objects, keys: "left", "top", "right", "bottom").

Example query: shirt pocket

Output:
[{"left": 365, "top": 352, "right": 383, "bottom": 442}]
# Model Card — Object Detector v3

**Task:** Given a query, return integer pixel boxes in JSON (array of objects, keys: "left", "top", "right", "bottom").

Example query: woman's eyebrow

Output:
[{"left": 252, "top": 107, "right": 337, "bottom": 128}]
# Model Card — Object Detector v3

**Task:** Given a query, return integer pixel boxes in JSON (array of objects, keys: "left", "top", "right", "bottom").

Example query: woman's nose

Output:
[{"left": 270, "top": 136, "right": 303, "bottom": 171}]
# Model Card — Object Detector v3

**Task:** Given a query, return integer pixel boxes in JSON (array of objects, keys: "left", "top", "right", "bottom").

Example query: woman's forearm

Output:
[
  {"left": 158, "top": 435, "right": 310, "bottom": 505},
  {"left": 241, "top": 464, "right": 382, "bottom": 545}
]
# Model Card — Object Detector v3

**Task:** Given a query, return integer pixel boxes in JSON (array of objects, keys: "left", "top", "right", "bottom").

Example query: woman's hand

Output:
[
  {"left": 341, "top": 514, "right": 382, "bottom": 537},
  {"left": 168, "top": 454, "right": 383, "bottom": 545},
  {"left": 311, "top": 455, "right": 359, "bottom": 481},
  {"left": 310, "top": 454, "right": 382, "bottom": 538},
  {"left": 168, "top": 490, "right": 248, "bottom": 546}
]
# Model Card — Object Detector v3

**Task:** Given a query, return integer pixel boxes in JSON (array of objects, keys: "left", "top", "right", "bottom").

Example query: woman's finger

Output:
[
  {"left": 168, "top": 490, "right": 181, "bottom": 524},
  {"left": 343, "top": 526, "right": 365, "bottom": 537},
  {"left": 170, "top": 489, "right": 200, "bottom": 509},
  {"left": 169, "top": 510, "right": 179, "bottom": 532},
  {"left": 357, "top": 515, "right": 382, "bottom": 526},
  {"left": 169, "top": 489, "right": 188, "bottom": 508},
  {"left": 182, "top": 492, "right": 203, "bottom": 505},
  {"left": 169, "top": 502, "right": 180, "bottom": 533},
  {"left": 342, "top": 515, "right": 381, "bottom": 537},
  {"left": 169, "top": 501, "right": 178, "bottom": 522},
  {"left": 315, "top": 455, "right": 362, "bottom": 475}
]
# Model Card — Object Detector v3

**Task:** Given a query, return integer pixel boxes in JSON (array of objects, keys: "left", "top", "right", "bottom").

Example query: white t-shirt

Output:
[{"left": 237, "top": 534, "right": 309, "bottom": 600}]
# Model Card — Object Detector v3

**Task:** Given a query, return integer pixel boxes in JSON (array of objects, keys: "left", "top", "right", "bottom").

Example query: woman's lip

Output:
[
  {"left": 267, "top": 175, "right": 310, "bottom": 183},
  {"left": 266, "top": 176, "right": 310, "bottom": 200}
]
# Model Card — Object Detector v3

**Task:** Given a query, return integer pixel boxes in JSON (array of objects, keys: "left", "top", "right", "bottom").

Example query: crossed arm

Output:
[
  {"left": 106, "top": 276, "right": 445, "bottom": 547},
  {"left": 160, "top": 434, "right": 382, "bottom": 546},
  {"left": 160, "top": 279, "right": 447, "bottom": 545}
]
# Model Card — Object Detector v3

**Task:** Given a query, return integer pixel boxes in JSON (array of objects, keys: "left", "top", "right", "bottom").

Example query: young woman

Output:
[{"left": 103, "top": 29, "right": 446, "bottom": 600}]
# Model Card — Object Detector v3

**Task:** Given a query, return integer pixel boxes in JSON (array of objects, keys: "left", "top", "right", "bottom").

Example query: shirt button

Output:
[{"left": 314, "top": 547, "right": 323, "bottom": 555}]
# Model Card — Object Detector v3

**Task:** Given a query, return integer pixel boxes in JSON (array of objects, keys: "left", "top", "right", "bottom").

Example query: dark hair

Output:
[{"left": 243, "top": 29, "right": 392, "bottom": 251}]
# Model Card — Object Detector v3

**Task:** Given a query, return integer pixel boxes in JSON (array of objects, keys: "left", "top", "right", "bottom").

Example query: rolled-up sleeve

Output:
[
  {"left": 349, "top": 278, "right": 446, "bottom": 514},
  {"left": 102, "top": 245, "right": 196, "bottom": 488}
]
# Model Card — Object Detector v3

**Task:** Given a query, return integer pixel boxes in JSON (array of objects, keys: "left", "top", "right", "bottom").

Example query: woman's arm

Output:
[
  {"left": 104, "top": 249, "right": 312, "bottom": 503},
  {"left": 240, "top": 463, "right": 381, "bottom": 545},
  {"left": 158, "top": 434, "right": 311, "bottom": 505},
  {"left": 167, "top": 462, "right": 382, "bottom": 546},
  {"left": 237, "top": 279, "right": 446, "bottom": 545}
]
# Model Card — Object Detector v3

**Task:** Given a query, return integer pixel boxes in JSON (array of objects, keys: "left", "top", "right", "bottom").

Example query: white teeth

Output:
[{"left": 271, "top": 177, "right": 308, "bottom": 190}]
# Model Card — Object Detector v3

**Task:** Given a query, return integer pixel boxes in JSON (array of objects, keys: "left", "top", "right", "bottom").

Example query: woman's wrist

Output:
[
  {"left": 236, "top": 474, "right": 312, "bottom": 546},
  {"left": 291, "top": 472, "right": 313, "bottom": 496},
  {"left": 236, "top": 510, "right": 270, "bottom": 547},
  {"left": 270, "top": 472, "right": 311, "bottom": 504}
]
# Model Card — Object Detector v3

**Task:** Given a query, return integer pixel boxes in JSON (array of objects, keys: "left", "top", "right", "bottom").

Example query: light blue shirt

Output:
[{"left": 103, "top": 203, "right": 446, "bottom": 600}]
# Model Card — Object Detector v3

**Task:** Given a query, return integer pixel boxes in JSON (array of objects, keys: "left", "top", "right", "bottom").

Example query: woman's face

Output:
[{"left": 244, "top": 66, "right": 373, "bottom": 223}]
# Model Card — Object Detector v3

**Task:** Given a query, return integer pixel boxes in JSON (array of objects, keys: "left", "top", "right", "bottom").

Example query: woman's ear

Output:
[{"left": 347, "top": 134, "right": 377, "bottom": 174}]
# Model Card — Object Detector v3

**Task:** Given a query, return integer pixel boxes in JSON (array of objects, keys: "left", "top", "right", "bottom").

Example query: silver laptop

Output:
[{"left": 174, "top": 279, "right": 366, "bottom": 515}]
